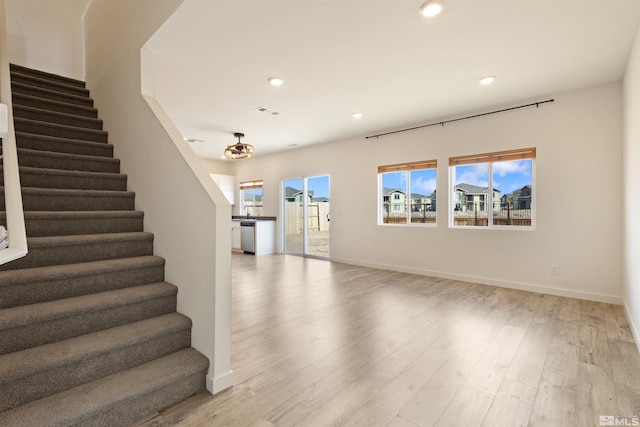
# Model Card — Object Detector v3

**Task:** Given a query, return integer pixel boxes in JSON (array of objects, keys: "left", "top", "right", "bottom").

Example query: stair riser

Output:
[
  {"left": 0, "top": 171, "right": 126, "bottom": 191},
  {"left": 23, "top": 216, "right": 142, "bottom": 238},
  {"left": 15, "top": 133, "right": 113, "bottom": 158},
  {"left": 10, "top": 64, "right": 86, "bottom": 89},
  {"left": 14, "top": 106, "right": 103, "bottom": 130},
  {"left": 0, "top": 349, "right": 209, "bottom": 427},
  {"left": 0, "top": 295, "right": 176, "bottom": 355},
  {"left": 11, "top": 74, "right": 89, "bottom": 98},
  {"left": 13, "top": 94, "right": 97, "bottom": 118},
  {"left": 0, "top": 192, "right": 135, "bottom": 211},
  {"left": 15, "top": 151, "right": 120, "bottom": 173},
  {"left": 21, "top": 175, "right": 125, "bottom": 191},
  {"left": 0, "top": 260, "right": 164, "bottom": 309},
  {"left": 87, "top": 371, "right": 207, "bottom": 427},
  {"left": 0, "top": 237, "right": 153, "bottom": 271},
  {"left": 0, "top": 329, "right": 190, "bottom": 412},
  {"left": 11, "top": 83, "right": 93, "bottom": 107},
  {"left": 15, "top": 119, "right": 108, "bottom": 143}
]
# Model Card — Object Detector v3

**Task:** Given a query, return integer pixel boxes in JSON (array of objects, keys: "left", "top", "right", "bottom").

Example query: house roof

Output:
[
  {"left": 284, "top": 186, "right": 301, "bottom": 198},
  {"left": 503, "top": 184, "right": 532, "bottom": 198},
  {"left": 454, "top": 183, "right": 500, "bottom": 194},
  {"left": 382, "top": 187, "right": 404, "bottom": 196},
  {"left": 285, "top": 186, "right": 314, "bottom": 198},
  {"left": 410, "top": 193, "right": 430, "bottom": 200}
]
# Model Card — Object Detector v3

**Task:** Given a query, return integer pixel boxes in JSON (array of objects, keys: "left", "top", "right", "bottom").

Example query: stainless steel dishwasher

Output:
[{"left": 240, "top": 221, "right": 256, "bottom": 254}]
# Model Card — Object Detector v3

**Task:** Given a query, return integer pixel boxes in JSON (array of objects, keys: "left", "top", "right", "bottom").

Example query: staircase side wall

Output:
[
  {"left": 83, "top": 0, "right": 233, "bottom": 393},
  {"left": 623, "top": 25, "right": 640, "bottom": 352}
]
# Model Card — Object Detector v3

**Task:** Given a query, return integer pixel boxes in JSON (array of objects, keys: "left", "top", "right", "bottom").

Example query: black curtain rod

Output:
[{"left": 365, "top": 98, "right": 555, "bottom": 140}]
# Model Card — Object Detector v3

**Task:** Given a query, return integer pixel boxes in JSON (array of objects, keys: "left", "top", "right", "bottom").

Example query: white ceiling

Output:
[{"left": 144, "top": 0, "right": 640, "bottom": 160}]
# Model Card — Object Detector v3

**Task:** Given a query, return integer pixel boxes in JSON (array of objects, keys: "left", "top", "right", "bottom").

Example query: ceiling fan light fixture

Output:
[
  {"left": 224, "top": 132, "right": 255, "bottom": 160},
  {"left": 419, "top": 0, "right": 444, "bottom": 17}
]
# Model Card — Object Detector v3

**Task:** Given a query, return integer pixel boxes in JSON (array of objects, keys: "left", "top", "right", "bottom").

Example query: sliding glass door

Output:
[
  {"left": 283, "top": 178, "right": 304, "bottom": 254},
  {"left": 283, "top": 175, "right": 330, "bottom": 258},
  {"left": 306, "top": 176, "right": 330, "bottom": 257}
]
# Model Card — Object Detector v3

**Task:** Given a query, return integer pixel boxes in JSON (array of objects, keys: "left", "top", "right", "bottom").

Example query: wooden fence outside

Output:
[
  {"left": 383, "top": 212, "right": 437, "bottom": 224},
  {"left": 283, "top": 203, "right": 530, "bottom": 229},
  {"left": 453, "top": 209, "right": 531, "bottom": 226},
  {"left": 284, "top": 202, "right": 330, "bottom": 235},
  {"left": 383, "top": 209, "right": 531, "bottom": 226}
]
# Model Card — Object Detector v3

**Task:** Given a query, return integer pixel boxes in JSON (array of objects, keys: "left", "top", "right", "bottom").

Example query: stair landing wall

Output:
[{"left": 84, "top": 0, "right": 232, "bottom": 393}]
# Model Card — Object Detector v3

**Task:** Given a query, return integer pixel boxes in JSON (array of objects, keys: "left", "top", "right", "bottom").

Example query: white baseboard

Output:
[
  {"left": 330, "top": 257, "right": 623, "bottom": 305},
  {"left": 623, "top": 299, "right": 640, "bottom": 354},
  {"left": 207, "top": 369, "right": 234, "bottom": 394}
]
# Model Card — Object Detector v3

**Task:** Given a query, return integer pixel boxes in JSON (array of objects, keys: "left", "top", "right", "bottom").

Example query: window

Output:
[
  {"left": 240, "top": 180, "right": 263, "bottom": 216},
  {"left": 449, "top": 148, "right": 535, "bottom": 228},
  {"left": 378, "top": 159, "right": 437, "bottom": 225}
]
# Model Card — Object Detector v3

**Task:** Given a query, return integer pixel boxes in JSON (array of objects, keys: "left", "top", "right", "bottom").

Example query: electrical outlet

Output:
[{"left": 550, "top": 264, "right": 559, "bottom": 275}]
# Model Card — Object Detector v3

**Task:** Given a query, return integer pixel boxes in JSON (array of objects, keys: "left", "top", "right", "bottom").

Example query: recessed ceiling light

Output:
[
  {"left": 419, "top": 0, "right": 444, "bottom": 17},
  {"left": 268, "top": 77, "right": 284, "bottom": 86},
  {"left": 352, "top": 112, "right": 363, "bottom": 119},
  {"left": 480, "top": 76, "right": 496, "bottom": 85}
]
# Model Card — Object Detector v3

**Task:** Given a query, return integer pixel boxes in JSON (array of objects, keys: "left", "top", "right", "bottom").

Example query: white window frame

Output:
[
  {"left": 377, "top": 159, "right": 437, "bottom": 227},
  {"left": 448, "top": 148, "right": 536, "bottom": 230},
  {"left": 239, "top": 180, "right": 263, "bottom": 216}
]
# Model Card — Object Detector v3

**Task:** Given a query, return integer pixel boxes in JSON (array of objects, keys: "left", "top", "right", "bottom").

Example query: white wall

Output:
[
  {"left": 84, "top": 0, "right": 233, "bottom": 393},
  {"left": 202, "top": 158, "right": 234, "bottom": 176},
  {"left": 233, "top": 83, "right": 624, "bottom": 303},
  {"left": 4, "top": 0, "right": 87, "bottom": 80},
  {"left": 623, "top": 26, "right": 640, "bottom": 344}
]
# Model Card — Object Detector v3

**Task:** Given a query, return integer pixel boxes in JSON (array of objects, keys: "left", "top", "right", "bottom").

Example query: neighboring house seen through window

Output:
[
  {"left": 378, "top": 160, "right": 437, "bottom": 225},
  {"left": 240, "top": 180, "right": 263, "bottom": 216},
  {"left": 449, "top": 148, "right": 535, "bottom": 229}
]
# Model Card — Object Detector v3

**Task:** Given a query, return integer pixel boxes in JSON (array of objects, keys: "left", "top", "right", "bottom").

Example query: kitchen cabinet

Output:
[
  {"left": 231, "top": 220, "right": 242, "bottom": 251},
  {"left": 210, "top": 174, "right": 236, "bottom": 205},
  {"left": 252, "top": 220, "right": 275, "bottom": 255},
  {"left": 232, "top": 219, "right": 275, "bottom": 255}
]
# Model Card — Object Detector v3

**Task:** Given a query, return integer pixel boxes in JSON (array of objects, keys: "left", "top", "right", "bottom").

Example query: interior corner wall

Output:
[
  {"left": 4, "top": 0, "right": 87, "bottom": 80},
  {"left": 623, "top": 25, "right": 640, "bottom": 345},
  {"left": 83, "top": 0, "right": 232, "bottom": 392},
  {"left": 233, "top": 83, "right": 624, "bottom": 304}
]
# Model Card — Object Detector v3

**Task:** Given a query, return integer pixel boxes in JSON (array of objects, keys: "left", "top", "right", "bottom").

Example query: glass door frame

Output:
[{"left": 281, "top": 175, "right": 330, "bottom": 259}]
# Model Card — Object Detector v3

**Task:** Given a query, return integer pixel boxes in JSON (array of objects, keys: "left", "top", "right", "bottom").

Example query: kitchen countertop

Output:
[{"left": 232, "top": 216, "right": 277, "bottom": 221}]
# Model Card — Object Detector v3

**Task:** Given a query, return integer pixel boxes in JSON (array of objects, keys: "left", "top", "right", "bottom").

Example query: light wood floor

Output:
[{"left": 137, "top": 254, "right": 640, "bottom": 426}]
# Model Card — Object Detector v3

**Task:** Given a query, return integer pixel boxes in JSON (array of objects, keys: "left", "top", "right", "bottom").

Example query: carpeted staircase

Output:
[{"left": 0, "top": 64, "right": 209, "bottom": 426}]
